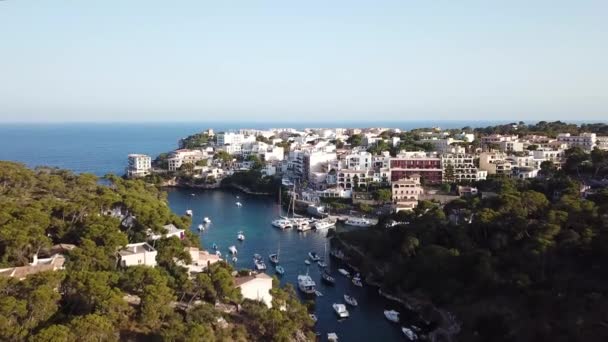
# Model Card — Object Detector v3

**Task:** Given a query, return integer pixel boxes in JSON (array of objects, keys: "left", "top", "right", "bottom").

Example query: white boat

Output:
[
  {"left": 315, "top": 290, "right": 323, "bottom": 297},
  {"left": 235, "top": 202, "right": 243, "bottom": 207},
  {"left": 402, "top": 327, "right": 417, "bottom": 340},
  {"left": 344, "top": 294, "right": 358, "bottom": 306},
  {"left": 308, "top": 252, "right": 320, "bottom": 261},
  {"left": 215, "top": 250, "right": 222, "bottom": 257},
  {"left": 327, "top": 332, "right": 339, "bottom": 341},
  {"left": 191, "top": 193, "right": 195, "bottom": 196},
  {"left": 296, "top": 219, "right": 313, "bottom": 232},
  {"left": 271, "top": 218, "right": 293, "bottom": 229},
  {"left": 344, "top": 217, "right": 372, "bottom": 227},
  {"left": 317, "top": 260, "right": 327, "bottom": 268},
  {"left": 228, "top": 245, "right": 238, "bottom": 254},
  {"left": 197, "top": 224, "right": 204, "bottom": 231},
  {"left": 237, "top": 231, "right": 245, "bottom": 241},
  {"left": 185, "top": 209, "right": 193, "bottom": 216},
  {"left": 352, "top": 274, "right": 363, "bottom": 287},
  {"left": 332, "top": 304, "right": 349, "bottom": 318},
  {"left": 304, "top": 260, "right": 311, "bottom": 265},
  {"left": 384, "top": 310, "right": 400, "bottom": 323},
  {"left": 232, "top": 256, "right": 238, "bottom": 263},
  {"left": 330, "top": 249, "right": 345, "bottom": 260},
  {"left": 338, "top": 268, "right": 350, "bottom": 277},
  {"left": 254, "top": 259, "right": 267, "bottom": 271},
  {"left": 309, "top": 314, "right": 318, "bottom": 323},
  {"left": 297, "top": 274, "right": 316, "bottom": 294},
  {"left": 203, "top": 217, "right": 211, "bottom": 223},
  {"left": 314, "top": 219, "right": 336, "bottom": 230},
  {"left": 253, "top": 253, "right": 262, "bottom": 261}
]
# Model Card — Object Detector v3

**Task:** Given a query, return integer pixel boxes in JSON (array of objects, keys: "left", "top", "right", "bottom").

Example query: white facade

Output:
[
  {"left": 557, "top": 133, "right": 597, "bottom": 151},
  {"left": 148, "top": 224, "right": 185, "bottom": 241},
  {"left": 479, "top": 152, "right": 513, "bottom": 176},
  {"left": 235, "top": 273, "right": 273, "bottom": 308},
  {"left": 127, "top": 154, "right": 152, "bottom": 178},
  {"left": 119, "top": 243, "right": 157, "bottom": 267},
  {"left": 441, "top": 154, "right": 487, "bottom": 182},
  {"left": 217, "top": 132, "right": 255, "bottom": 146},
  {"left": 179, "top": 247, "right": 221, "bottom": 275},
  {"left": 168, "top": 149, "right": 207, "bottom": 171},
  {"left": 344, "top": 151, "right": 372, "bottom": 171}
]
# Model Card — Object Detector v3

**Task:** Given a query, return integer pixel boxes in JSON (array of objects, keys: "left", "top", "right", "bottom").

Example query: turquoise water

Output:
[{"left": 166, "top": 187, "right": 412, "bottom": 341}]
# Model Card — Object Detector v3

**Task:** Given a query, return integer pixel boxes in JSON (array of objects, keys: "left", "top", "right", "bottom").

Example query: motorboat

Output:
[
  {"left": 352, "top": 274, "right": 363, "bottom": 287},
  {"left": 332, "top": 304, "right": 349, "bottom": 318},
  {"left": 254, "top": 259, "right": 267, "bottom": 271},
  {"left": 309, "top": 314, "right": 318, "bottom": 323},
  {"left": 304, "top": 260, "right": 311, "bottom": 265},
  {"left": 228, "top": 245, "right": 238, "bottom": 254},
  {"left": 271, "top": 218, "right": 293, "bottom": 229},
  {"left": 321, "top": 271, "right": 335, "bottom": 285},
  {"left": 203, "top": 217, "right": 211, "bottom": 223},
  {"left": 253, "top": 253, "right": 262, "bottom": 261},
  {"left": 402, "top": 327, "right": 417, "bottom": 340},
  {"left": 297, "top": 274, "right": 316, "bottom": 294},
  {"left": 344, "top": 294, "right": 358, "bottom": 306},
  {"left": 315, "top": 290, "right": 323, "bottom": 297},
  {"left": 384, "top": 310, "right": 400, "bottom": 323},
  {"left": 197, "top": 224, "right": 204, "bottom": 231},
  {"left": 185, "top": 209, "right": 193, "bottom": 216},
  {"left": 317, "top": 260, "right": 327, "bottom": 268},
  {"left": 308, "top": 252, "right": 320, "bottom": 261},
  {"left": 235, "top": 202, "right": 243, "bottom": 207},
  {"left": 344, "top": 217, "right": 372, "bottom": 227},
  {"left": 232, "top": 256, "right": 238, "bottom": 263},
  {"left": 296, "top": 219, "right": 313, "bottom": 232},
  {"left": 237, "top": 231, "right": 245, "bottom": 241},
  {"left": 327, "top": 332, "right": 338, "bottom": 341},
  {"left": 314, "top": 218, "right": 335, "bottom": 230},
  {"left": 212, "top": 243, "right": 218, "bottom": 250},
  {"left": 215, "top": 250, "right": 222, "bottom": 257},
  {"left": 269, "top": 253, "right": 279, "bottom": 264},
  {"left": 191, "top": 193, "right": 195, "bottom": 197},
  {"left": 275, "top": 265, "right": 285, "bottom": 275},
  {"left": 338, "top": 268, "right": 350, "bottom": 277}
]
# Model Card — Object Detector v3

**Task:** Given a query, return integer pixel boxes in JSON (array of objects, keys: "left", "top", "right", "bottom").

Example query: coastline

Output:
[
  {"left": 332, "top": 236, "right": 461, "bottom": 342},
  {"left": 157, "top": 178, "right": 272, "bottom": 196}
]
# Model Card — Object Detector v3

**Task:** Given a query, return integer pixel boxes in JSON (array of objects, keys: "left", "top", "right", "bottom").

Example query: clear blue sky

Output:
[{"left": 0, "top": 0, "right": 606, "bottom": 123}]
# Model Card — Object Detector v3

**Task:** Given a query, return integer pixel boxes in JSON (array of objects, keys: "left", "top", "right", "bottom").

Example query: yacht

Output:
[
  {"left": 314, "top": 218, "right": 335, "bottom": 230},
  {"left": 321, "top": 270, "right": 335, "bottom": 285},
  {"left": 308, "top": 252, "right": 320, "bottom": 261},
  {"left": 185, "top": 209, "right": 193, "bottom": 216},
  {"left": 231, "top": 256, "right": 238, "bottom": 263},
  {"left": 338, "top": 268, "right": 350, "bottom": 277},
  {"left": 254, "top": 259, "right": 267, "bottom": 271},
  {"left": 253, "top": 253, "right": 262, "bottom": 261},
  {"left": 297, "top": 274, "right": 316, "bottom": 294},
  {"left": 235, "top": 202, "right": 243, "bottom": 207},
  {"left": 296, "top": 219, "right": 313, "bottom": 232},
  {"left": 215, "top": 250, "right": 222, "bottom": 257},
  {"left": 269, "top": 253, "right": 279, "bottom": 264},
  {"left": 212, "top": 243, "right": 218, "bottom": 250},
  {"left": 332, "top": 304, "right": 349, "bottom": 318},
  {"left": 384, "top": 310, "right": 400, "bottom": 323},
  {"left": 197, "top": 224, "right": 204, "bottom": 231},
  {"left": 352, "top": 273, "right": 363, "bottom": 287},
  {"left": 344, "top": 294, "right": 358, "bottom": 306},
  {"left": 304, "top": 260, "right": 311, "bottom": 265},
  {"left": 203, "top": 217, "right": 211, "bottom": 223},
  {"left": 344, "top": 217, "right": 372, "bottom": 227},
  {"left": 271, "top": 218, "right": 293, "bottom": 229},
  {"left": 228, "top": 245, "right": 238, "bottom": 254},
  {"left": 275, "top": 265, "right": 285, "bottom": 275},
  {"left": 317, "top": 260, "right": 327, "bottom": 268},
  {"left": 315, "top": 290, "right": 323, "bottom": 297},
  {"left": 327, "top": 333, "right": 339, "bottom": 342},
  {"left": 402, "top": 327, "right": 417, "bottom": 340},
  {"left": 237, "top": 231, "right": 245, "bottom": 241}
]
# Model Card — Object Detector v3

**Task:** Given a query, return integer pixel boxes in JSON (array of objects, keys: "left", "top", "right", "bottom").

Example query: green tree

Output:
[{"left": 69, "top": 314, "right": 117, "bottom": 342}]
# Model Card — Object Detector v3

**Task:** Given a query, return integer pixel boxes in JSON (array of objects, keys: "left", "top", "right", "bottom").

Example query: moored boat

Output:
[
  {"left": 384, "top": 310, "right": 400, "bottom": 323},
  {"left": 338, "top": 268, "right": 350, "bottom": 277},
  {"left": 332, "top": 303, "right": 349, "bottom": 318},
  {"left": 197, "top": 224, "right": 204, "bottom": 231},
  {"left": 275, "top": 265, "right": 285, "bottom": 275},
  {"left": 185, "top": 209, "right": 193, "bottom": 216},
  {"left": 237, "top": 231, "right": 245, "bottom": 241},
  {"left": 321, "top": 271, "right": 335, "bottom": 285},
  {"left": 308, "top": 252, "right": 320, "bottom": 261},
  {"left": 228, "top": 245, "right": 238, "bottom": 254},
  {"left": 344, "top": 294, "right": 358, "bottom": 306},
  {"left": 297, "top": 274, "right": 316, "bottom": 294},
  {"left": 314, "top": 218, "right": 336, "bottom": 230},
  {"left": 269, "top": 253, "right": 279, "bottom": 264},
  {"left": 203, "top": 217, "right": 211, "bottom": 223},
  {"left": 401, "top": 327, "right": 417, "bottom": 340},
  {"left": 254, "top": 259, "right": 267, "bottom": 271},
  {"left": 344, "top": 217, "right": 372, "bottom": 227}
]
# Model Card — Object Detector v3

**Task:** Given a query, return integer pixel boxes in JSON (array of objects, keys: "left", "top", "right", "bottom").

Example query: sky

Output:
[{"left": 0, "top": 0, "right": 606, "bottom": 123}]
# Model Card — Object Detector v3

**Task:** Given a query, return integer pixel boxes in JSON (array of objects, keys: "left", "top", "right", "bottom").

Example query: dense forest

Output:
[
  {"left": 0, "top": 162, "right": 313, "bottom": 341},
  {"left": 336, "top": 154, "right": 608, "bottom": 341}
]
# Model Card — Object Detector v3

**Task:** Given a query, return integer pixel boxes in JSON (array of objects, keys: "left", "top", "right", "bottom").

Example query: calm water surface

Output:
[{"left": 167, "top": 188, "right": 410, "bottom": 341}]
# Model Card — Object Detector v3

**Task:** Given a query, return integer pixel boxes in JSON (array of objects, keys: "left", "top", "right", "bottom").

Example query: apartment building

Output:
[
  {"left": 420, "top": 137, "right": 466, "bottom": 154},
  {"left": 441, "top": 154, "right": 487, "bottom": 182},
  {"left": 344, "top": 151, "right": 373, "bottom": 171},
  {"left": 216, "top": 132, "right": 256, "bottom": 146},
  {"left": 337, "top": 169, "right": 374, "bottom": 190},
  {"left": 557, "top": 133, "right": 597, "bottom": 151},
  {"left": 479, "top": 152, "right": 513, "bottom": 176},
  {"left": 241, "top": 142, "right": 284, "bottom": 161},
  {"left": 481, "top": 134, "right": 522, "bottom": 152},
  {"left": 126, "top": 154, "right": 152, "bottom": 178},
  {"left": 389, "top": 152, "right": 442, "bottom": 185},
  {"left": 168, "top": 149, "right": 207, "bottom": 171},
  {"left": 392, "top": 174, "right": 423, "bottom": 212}
]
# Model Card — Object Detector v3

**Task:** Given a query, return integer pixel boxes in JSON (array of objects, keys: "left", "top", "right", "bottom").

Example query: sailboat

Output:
[{"left": 269, "top": 241, "right": 280, "bottom": 264}]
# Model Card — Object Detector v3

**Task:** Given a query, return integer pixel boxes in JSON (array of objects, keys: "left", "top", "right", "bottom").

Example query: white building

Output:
[
  {"left": 479, "top": 152, "right": 513, "bottom": 176},
  {"left": 118, "top": 243, "right": 157, "bottom": 267},
  {"left": 216, "top": 132, "right": 255, "bottom": 146},
  {"left": 235, "top": 273, "right": 273, "bottom": 308},
  {"left": 127, "top": 154, "right": 152, "bottom": 178},
  {"left": 242, "top": 142, "right": 284, "bottom": 161},
  {"left": 179, "top": 247, "right": 221, "bottom": 275},
  {"left": 168, "top": 149, "right": 207, "bottom": 171},
  {"left": 0, "top": 253, "right": 66, "bottom": 280},
  {"left": 344, "top": 151, "right": 373, "bottom": 171},
  {"left": 148, "top": 224, "right": 185, "bottom": 241},
  {"left": 420, "top": 138, "right": 466, "bottom": 154},
  {"left": 441, "top": 154, "right": 487, "bottom": 183},
  {"left": 481, "top": 134, "right": 520, "bottom": 151},
  {"left": 557, "top": 133, "right": 597, "bottom": 151}
]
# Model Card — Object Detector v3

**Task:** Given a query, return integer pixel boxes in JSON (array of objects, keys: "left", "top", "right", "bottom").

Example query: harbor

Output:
[{"left": 167, "top": 187, "right": 414, "bottom": 341}]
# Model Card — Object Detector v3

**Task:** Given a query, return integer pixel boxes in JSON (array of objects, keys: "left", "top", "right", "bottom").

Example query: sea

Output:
[{"left": 0, "top": 121, "right": 515, "bottom": 341}]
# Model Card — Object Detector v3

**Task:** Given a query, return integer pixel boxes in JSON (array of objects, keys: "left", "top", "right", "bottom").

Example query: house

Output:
[
  {"left": 126, "top": 154, "right": 152, "bottom": 178},
  {"left": 118, "top": 242, "right": 157, "bottom": 267},
  {"left": 148, "top": 224, "right": 185, "bottom": 241},
  {"left": 0, "top": 254, "right": 66, "bottom": 280},
  {"left": 392, "top": 174, "right": 423, "bottom": 212},
  {"left": 235, "top": 273, "right": 273, "bottom": 308},
  {"left": 179, "top": 247, "right": 221, "bottom": 275}
]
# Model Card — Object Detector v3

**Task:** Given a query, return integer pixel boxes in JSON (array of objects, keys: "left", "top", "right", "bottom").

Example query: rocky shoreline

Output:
[
  {"left": 158, "top": 178, "right": 272, "bottom": 196},
  {"left": 333, "top": 236, "right": 461, "bottom": 342}
]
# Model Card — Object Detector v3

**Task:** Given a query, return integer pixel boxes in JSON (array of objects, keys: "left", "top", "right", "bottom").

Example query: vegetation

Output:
[
  {"left": 0, "top": 162, "right": 312, "bottom": 341},
  {"left": 337, "top": 163, "right": 608, "bottom": 341},
  {"left": 179, "top": 132, "right": 212, "bottom": 149},
  {"left": 221, "top": 170, "right": 281, "bottom": 194}
]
